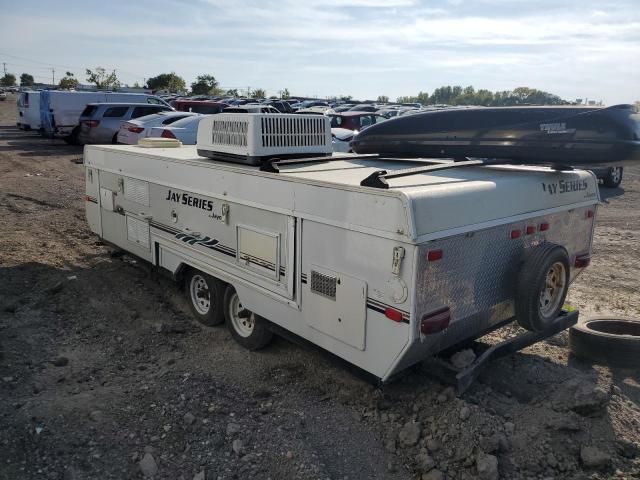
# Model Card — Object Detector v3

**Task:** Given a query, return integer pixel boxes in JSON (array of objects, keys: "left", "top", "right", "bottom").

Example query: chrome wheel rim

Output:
[
  {"left": 539, "top": 262, "right": 566, "bottom": 317},
  {"left": 228, "top": 293, "right": 254, "bottom": 338},
  {"left": 610, "top": 167, "right": 622, "bottom": 184},
  {"left": 190, "top": 274, "right": 210, "bottom": 315}
]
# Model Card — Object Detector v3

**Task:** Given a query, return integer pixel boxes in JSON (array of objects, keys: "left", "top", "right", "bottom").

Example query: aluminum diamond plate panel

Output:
[{"left": 415, "top": 206, "right": 595, "bottom": 349}]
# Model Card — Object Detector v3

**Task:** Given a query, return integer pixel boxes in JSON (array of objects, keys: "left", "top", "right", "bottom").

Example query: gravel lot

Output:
[{"left": 1, "top": 96, "right": 639, "bottom": 480}]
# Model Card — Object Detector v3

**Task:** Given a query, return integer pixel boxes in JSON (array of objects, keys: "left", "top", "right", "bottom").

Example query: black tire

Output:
[
  {"left": 112, "top": 132, "right": 119, "bottom": 144},
  {"left": 223, "top": 285, "right": 273, "bottom": 350},
  {"left": 516, "top": 243, "right": 570, "bottom": 332},
  {"left": 570, "top": 317, "right": 640, "bottom": 368},
  {"left": 602, "top": 167, "right": 623, "bottom": 188},
  {"left": 185, "top": 269, "right": 225, "bottom": 326},
  {"left": 63, "top": 127, "right": 80, "bottom": 145}
]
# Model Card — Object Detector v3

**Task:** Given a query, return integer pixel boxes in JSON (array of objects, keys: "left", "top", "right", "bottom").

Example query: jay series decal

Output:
[
  {"left": 165, "top": 189, "right": 223, "bottom": 221},
  {"left": 541, "top": 179, "right": 588, "bottom": 195},
  {"left": 166, "top": 189, "right": 213, "bottom": 211}
]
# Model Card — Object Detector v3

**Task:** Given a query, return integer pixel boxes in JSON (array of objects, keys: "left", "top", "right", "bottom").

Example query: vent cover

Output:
[
  {"left": 310, "top": 270, "right": 337, "bottom": 299},
  {"left": 196, "top": 113, "right": 332, "bottom": 165}
]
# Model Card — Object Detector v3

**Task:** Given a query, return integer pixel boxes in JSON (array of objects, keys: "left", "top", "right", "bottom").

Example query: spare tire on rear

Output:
[
  {"left": 570, "top": 317, "right": 640, "bottom": 368},
  {"left": 515, "top": 243, "right": 570, "bottom": 332}
]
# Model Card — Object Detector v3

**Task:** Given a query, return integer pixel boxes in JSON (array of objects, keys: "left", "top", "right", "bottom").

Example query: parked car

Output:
[
  {"left": 173, "top": 100, "right": 226, "bottom": 114},
  {"left": 295, "top": 106, "right": 331, "bottom": 115},
  {"left": 37, "top": 91, "right": 171, "bottom": 142},
  {"left": 327, "top": 111, "right": 388, "bottom": 131},
  {"left": 291, "top": 100, "right": 329, "bottom": 111},
  {"left": 222, "top": 105, "right": 280, "bottom": 113},
  {"left": 348, "top": 104, "right": 378, "bottom": 112},
  {"left": 0, "top": 91, "right": 6, "bottom": 101},
  {"left": 77, "top": 103, "right": 172, "bottom": 145},
  {"left": 261, "top": 100, "right": 294, "bottom": 113},
  {"left": 149, "top": 115, "right": 208, "bottom": 144},
  {"left": 331, "top": 127, "right": 357, "bottom": 153},
  {"left": 332, "top": 104, "right": 355, "bottom": 112},
  {"left": 586, "top": 166, "right": 624, "bottom": 188},
  {"left": 117, "top": 111, "right": 199, "bottom": 145}
]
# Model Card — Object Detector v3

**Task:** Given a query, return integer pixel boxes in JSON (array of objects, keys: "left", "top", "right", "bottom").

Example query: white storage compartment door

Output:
[{"left": 306, "top": 265, "right": 367, "bottom": 351}]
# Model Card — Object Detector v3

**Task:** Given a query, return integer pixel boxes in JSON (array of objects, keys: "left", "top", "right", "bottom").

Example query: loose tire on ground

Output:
[
  {"left": 570, "top": 317, "right": 640, "bottom": 368},
  {"left": 516, "top": 243, "right": 570, "bottom": 332},
  {"left": 602, "top": 166, "right": 623, "bottom": 188},
  {"left": 185, "top": 269, "right": 225, "bottom": 326},
  {"left": 223, "top": 285, "right": 273, "bottom": 350}
]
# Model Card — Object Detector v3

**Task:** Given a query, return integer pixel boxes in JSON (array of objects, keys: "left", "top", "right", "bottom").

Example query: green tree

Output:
[
  {"left": 376, "top": 95, "right": 389, "bottom": 103},
  {"left": 635, "top": 100, "right": 640, "bottom": 110},
  {"left": 251, "top": 88, "right": 266, "bottom": 99},
  {"left": 58, "top": 71, "right": 79, "bottom": 90},
  {"left": 191, "top": 74, "right": 219, "bottom": 95},
  {"left": 86, "top": 67, "right": 120, "bottom": 89},
  {"left": 146, "top": 72, "right": 186, "bottom": 92},
  {"left": 225, "top": 89, "right": 239, "bottom": 97},
  {"left": 20, "top": 73, "right": 34, "bottom": 86},
  {"left": 281, "top": 88, "right": 290, "bottom": 99},
  {"left": 0, "top": 73, "right": 17, "bottom": 87}
]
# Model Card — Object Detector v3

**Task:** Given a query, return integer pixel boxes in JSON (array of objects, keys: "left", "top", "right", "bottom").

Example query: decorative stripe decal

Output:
[{"left": 150, "top": 221, "right": 286, "bottom": 275}]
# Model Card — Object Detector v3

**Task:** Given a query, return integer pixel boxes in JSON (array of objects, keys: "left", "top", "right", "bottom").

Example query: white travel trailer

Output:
[
  {"left": 84, "top": 114, "right": 598, "bottom": 384},
  {"left": 16, "top": 90, "right": 41, "bottom": 131},
  {"left": 39, "top": 90, "right": 171, "bottom": 142}
]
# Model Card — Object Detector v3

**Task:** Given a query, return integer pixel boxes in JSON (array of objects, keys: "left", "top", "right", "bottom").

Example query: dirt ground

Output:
[{"left": 0, "top": 96, "right": 638, "bottom": 480}]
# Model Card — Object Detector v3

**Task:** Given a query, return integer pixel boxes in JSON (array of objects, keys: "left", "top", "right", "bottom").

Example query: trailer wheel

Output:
[
  {"left": 224, "top": 286, "right": 273, "bottom": 350},
  {"left": 602, "top": 167, "right": 623, "bottom": 188},
  {"left": 185, "top": 270, "right": 225, "bottom": 326},
  {"left": 516, "top": 243, "right": 570, "bottom": 332}
]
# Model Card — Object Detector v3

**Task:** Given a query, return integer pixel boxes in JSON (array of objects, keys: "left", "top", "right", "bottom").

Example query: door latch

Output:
[
  {"left": 220, "top": 203, "right": 229, "bottom": 224},
  {"left": 391, "top": 246, "right": 405, "bottom": 276}
]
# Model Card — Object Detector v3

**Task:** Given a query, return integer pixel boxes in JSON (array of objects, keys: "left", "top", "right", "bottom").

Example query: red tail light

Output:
[
  {"left": 384, "top": 307, "right": 403, "bottom": 323},
  {"left": 586, "top": 210, "right": 594, "bottom": 219},
  {"left": 427, "top": 250, "right": 443, "bottom": 262},
  {"left": 421, "top": 307, "right": 451, "bottom": 335},
  {"left": 510, "top": 229, "right": 521, "bottom": 239},
  {"left": 160, "top": 129, "right": 176, "bottom": 139},
  {"left": 539, "top": 222, "right": 550, "bottom": 231},
  {"left": 574, "top": 254, "right": 591, "bottom": 268},
  {"left": 128, "top": 126, "right": 144, "bottom": 133},
  {"left": 526, "top": 225, "right": 536, "bottom": 235},
  {"left": 82, "top": 120, "right": 100, "bottom": 128}
]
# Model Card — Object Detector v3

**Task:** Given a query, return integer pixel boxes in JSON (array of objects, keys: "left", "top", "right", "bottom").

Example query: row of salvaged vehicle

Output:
[
  {"left": 15, "top": 90, "right": 625, "bottom": 186},
  {"left": 15, "top": 89, "right": 403, "bottom": 153}
]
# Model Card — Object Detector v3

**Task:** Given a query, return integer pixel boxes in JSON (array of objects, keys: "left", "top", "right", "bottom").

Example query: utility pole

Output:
[
  {"left": 247, "top": 86, "right": 251, "bottom": 97},
  {"left": 51, "top": 68, "right": 55, "bottom": 85},
  {"left": 2, "top": 63, "right": 6, "bottom": 76}
]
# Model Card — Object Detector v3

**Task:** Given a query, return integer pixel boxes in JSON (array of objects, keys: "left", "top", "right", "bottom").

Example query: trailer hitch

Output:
[{"left": 425, "top": 309, "right": 579, "bottom": 395}]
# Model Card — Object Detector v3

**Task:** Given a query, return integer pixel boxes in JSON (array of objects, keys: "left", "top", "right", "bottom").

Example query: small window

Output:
[
  {"left": 132, "top": 106, "right": 162, "bottom": 118},
  {"left": 81, "top": 105, "right": 98, "bottom": 117},
  {"left": 162, "top": 115, "right": 188, "bottom": 125},
  {"left": 330, "top": 116, "right": 342, "bottom": 128},
  {"left": 359, "top": 116, "right": 373, "bottom": 128},
  {"left": 103, "top": 106, "right": 129, "bottom": 118},
  {"left": 147, "top": 97, "right": 161, "bottom": 105}
]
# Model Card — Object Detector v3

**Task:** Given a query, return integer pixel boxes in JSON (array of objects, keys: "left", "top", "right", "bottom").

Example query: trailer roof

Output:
[{"left": 86, "top": 144, "right": 600, "bottom": 241}]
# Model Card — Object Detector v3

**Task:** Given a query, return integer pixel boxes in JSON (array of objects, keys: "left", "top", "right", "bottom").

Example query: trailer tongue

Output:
[{"left": 84, "top": 113, "right": 599, "bottom": 388}]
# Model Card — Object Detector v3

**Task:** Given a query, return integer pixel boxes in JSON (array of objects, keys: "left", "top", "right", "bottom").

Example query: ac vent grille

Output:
[
  {"left": 210, "top": 119, "right": 249, "bottom": 147},
  {"left": 310, "top": 270, "right": 337, "bottom": 299},
  {"left": 260, "top": 116, "right": 327, "bottom": 148}
]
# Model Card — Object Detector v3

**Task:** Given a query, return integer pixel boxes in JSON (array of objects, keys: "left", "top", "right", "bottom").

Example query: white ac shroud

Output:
[{"left": 196, "top": 113, "right": 333, "bottom": 165}]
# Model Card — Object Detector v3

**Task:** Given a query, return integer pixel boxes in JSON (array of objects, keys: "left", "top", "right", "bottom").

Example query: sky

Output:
[{"left": 0, "top": 0, "right": 638, "bottom": 104}]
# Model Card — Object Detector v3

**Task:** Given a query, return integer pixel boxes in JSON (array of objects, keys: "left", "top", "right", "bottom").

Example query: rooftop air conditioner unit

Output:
[{"left": 196, "top": 113, "right": 332, "bottom": 165}]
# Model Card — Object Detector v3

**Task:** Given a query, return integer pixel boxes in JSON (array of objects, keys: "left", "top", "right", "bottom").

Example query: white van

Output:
[
  {"left": 17, "top": 91, "right": 41, "bottom": 131},
  {"left": 39, "top": 91, "right": 172, "bottom": 142}
]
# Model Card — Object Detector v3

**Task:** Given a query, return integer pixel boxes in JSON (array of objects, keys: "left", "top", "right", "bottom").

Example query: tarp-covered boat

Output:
[{"left": 351, "top": 104, "right": 640, "bottom": 166}]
